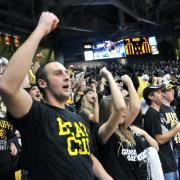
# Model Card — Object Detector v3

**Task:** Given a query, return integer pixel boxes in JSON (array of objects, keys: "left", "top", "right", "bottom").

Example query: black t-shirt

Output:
[
  {"left": 175, "top": 96, "right": 180, "bottom": 120},
  {"left": 8, "top": 101, "right": 94, "bottom": 180},
  {"left": 79, "top": 111, "right": 96, "bottom": 134},
  {"left": 0, "top": 117, "right": 17, "bottom": 174},
  {"left": 160, "top": 104, "right": 180, "bottom": 150},
  {"left": 74, "top": 93, "right": 83, "bottom": 113},
  {"left": 94, "top": 126, "right": 148, "bottom": 180},
  {"left": 144, "top": 107, "right": 177, "bottom": 173},
  {"left": 132, "top": 111, "right": 144, "bottom": 128}
]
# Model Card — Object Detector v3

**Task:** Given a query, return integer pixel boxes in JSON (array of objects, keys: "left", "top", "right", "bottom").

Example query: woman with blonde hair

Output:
[
  {"left": 95, "top": 68, "right": 159, "bottom": 180},
  {"left": 79, "top": 87, "right": 99, "bottom": 133}
]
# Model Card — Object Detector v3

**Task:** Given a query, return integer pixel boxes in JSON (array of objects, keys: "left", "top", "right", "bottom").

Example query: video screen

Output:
[
  {"left": 148, "top": 36, "right": 159, "bottom": 55},
  {"left": 84, "top": 36, "right": 159, "bottom": 61},
  {"left": 93, "top": 40, "right": 126, "bottom": 60},
  {"left": 84, "top": 50, "right": 94, "bottom": 61}
]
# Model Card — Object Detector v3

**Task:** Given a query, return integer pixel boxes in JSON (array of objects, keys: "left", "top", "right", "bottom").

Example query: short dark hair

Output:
[
  {"left": 146, "top": 91, "right": 154, "bottom": 106},
  {"left": 35, "top": 63, "right": 50, "bottom": 98}
]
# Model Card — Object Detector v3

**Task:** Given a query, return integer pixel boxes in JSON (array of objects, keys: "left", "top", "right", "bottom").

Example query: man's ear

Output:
[
  {"left": 38, "top": 79, "right": 47, "bottom": 89},
  {"left": 148, "top": 94, "right": 153, "bottom": 100}
]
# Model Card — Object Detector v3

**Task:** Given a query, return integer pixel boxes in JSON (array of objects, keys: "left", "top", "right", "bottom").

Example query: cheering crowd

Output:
[{"left": 0, "top": 12, "right": 180, "bottom": 180}]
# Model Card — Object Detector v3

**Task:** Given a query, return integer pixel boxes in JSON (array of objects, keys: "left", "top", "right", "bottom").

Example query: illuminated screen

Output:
[
  {"left": 93, "top": 40, "right": 126, "bottom": 60},
  {"left": 124, "top": 37, "right": 151, "bottom": 56},
  {"left": 148, "top": 36, "right": 159, "bottom": 55},
  {"left": 84, "top": 37, "right": 159, "bottom": 60},
  {"left": 84, "top": 50, "right": 94, "bottom": 61}
]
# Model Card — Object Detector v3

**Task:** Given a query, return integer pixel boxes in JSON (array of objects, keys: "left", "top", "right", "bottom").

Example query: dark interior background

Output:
[{"left": 0, "top": 0, "right": 179, "bottom": 64}]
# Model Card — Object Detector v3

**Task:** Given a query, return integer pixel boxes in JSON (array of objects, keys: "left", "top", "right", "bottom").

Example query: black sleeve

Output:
[
  {"left": 4, "top": 120, "right": 20, "bottom": 151},
  {"left": 143, "top": 110, "right": 162, "bottom": 138},
  {"left": 5, "top": 120, "right": 16, "bottom": 140},
  {"left": 132, "top": 111, "right": 143, "bottom": 128},
  {"left": 91, "top": 124, "right": 104, "bottom": 158},
  {"left": 175, "top": 96, "right": 180, "bottom": 120},
  {"left": 7, "top": 101, "right": 46, "bottom": 135},
  {"left": 134, "top": 134, "right": 149, "bottom": 154},
  {"left": 79, "top": 111, "right": 98, "bottom": 155},
  {"left": 79, "top": 111, "right": 89, "bottom": 121}
]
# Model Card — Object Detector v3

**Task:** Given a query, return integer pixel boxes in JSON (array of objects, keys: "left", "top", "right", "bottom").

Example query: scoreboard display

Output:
[
  {"left": 84, "top": 36, "right": 158, "bottom": 61},
  {"left": 124, "top": 37, "right": 151, "bottom": 56}
]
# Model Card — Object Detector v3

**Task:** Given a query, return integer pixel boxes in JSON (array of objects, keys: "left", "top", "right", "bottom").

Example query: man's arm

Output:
[
  {"left": 155, "top": 122, "right": 180, "bottom": 145},
  {"left": 90, "top": 154, "right": 113, "bottom": 180},
  {"left": 0, "top": 12, "right": 59, "bottom": 118},
  {"left": 32, "top": 51, "right": 44, "bottom": 75}
]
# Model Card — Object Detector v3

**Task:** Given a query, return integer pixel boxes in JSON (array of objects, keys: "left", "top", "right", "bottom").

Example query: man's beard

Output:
[{"left": 49, "top": 85, "right": 70, "bottom": 103}]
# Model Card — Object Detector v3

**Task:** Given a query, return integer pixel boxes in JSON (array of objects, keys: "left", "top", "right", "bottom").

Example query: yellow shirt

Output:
[
  {"left": 28, "top": 69, "right": 36, "bottom": 85},
  {"left": 137, "top": 77, "right": 149, "bottom": 102}
]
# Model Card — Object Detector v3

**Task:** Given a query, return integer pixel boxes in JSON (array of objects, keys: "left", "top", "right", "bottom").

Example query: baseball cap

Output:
[
  {"left": 143, "top": 85, "right": 163, "bottom": 101},
  {"left": 162, "top": 83, "right": 174, "bottom": 92}
]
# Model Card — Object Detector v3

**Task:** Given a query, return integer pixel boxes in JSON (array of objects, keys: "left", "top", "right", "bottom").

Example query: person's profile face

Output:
[
  {"left": 85, "top": 91, "right": 95, "bottom": 103},
  {"left": 29, "top": 86, "right": 41, "bottom": 101},
  {"left": 163, "top": 88, "right": 174, "bottom": 103},
  {"left": 45, "top": 62, "right": 71, "bottom": 101},
  {"left": 151, "top": 90, "right": 163, "bottom": 105}
]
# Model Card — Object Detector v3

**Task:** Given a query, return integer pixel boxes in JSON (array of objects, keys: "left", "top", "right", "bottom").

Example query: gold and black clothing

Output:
[{"left": 8, "top": 101, "right": 94, "bottom": 180}]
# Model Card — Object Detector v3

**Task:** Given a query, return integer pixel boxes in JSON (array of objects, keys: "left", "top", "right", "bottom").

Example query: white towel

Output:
[{"left": 137, "top": 147, "right": 164, "bottom": 180}]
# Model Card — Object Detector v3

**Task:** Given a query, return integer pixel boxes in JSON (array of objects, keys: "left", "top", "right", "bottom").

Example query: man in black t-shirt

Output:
[
  {"left": 0, "top": 12, "right": 112, "bottom": 180},
  {"left": 143, "top": 85, "right": 180, "bottom": 180},
  {"left": 161, "top": 83, "right": 180, "bottom": 178}
]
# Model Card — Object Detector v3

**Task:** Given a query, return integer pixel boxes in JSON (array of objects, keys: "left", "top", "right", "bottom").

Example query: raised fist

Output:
[
  {"left": 37, "top": 12, "right": 59, "bottom": 35},
  {"left": 100, "top": 67, "right": 111, "bottom": 78}
]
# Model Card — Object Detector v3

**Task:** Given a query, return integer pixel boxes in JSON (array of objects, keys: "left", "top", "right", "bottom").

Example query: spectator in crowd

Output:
[
  {"left": 138, "top": 74, "right": 149, "bottom": 102},
  {"left": 0, "top": 95, "right": 19, "bottom": 180},
  {"left": 95, "top": 68, "right": 157, "bottom": 179},
  {"left": 143, "top": 85, "right": 180, "bottom": 180},
  {"left": 28, "top": 51, "right": 44, "bottom": 85},
  {"left": 25, "top": 85, "right": 42, "bottom": 102},
  {"left": 79, "top": 87, "right": 99, "bottom": 133},
  {"left": 160, "top": 83, "right": 180, "bottom": 178},
  {"left": 0, "top": 12, "right": 113, "bottom": 180},
  {"left": 0, "top": 57, "right": 19, "bottom": 180}
]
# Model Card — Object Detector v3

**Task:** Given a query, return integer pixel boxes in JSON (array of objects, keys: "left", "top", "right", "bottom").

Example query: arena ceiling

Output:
[{"left": 0, "top": 0, "right": 179, "bottom": 58}]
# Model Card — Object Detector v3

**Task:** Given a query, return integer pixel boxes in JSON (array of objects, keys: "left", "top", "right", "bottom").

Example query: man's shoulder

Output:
[
  {"left": 146, "top": 107, "right": 158, "bottom": 114},
  {"left": 160, "top": 104, "right": 169, "bottom": 110},
  {"left": 145, "top": 107, "right": 160, "bottom": 121}
]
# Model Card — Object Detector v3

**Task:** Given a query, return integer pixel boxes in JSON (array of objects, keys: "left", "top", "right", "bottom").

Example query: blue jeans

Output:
[
  {"left": 164, "top": 171, "right": 179, "bottom": 180},
  {"left": 174, "top": 148, "right": 180, "bottom": 179}
]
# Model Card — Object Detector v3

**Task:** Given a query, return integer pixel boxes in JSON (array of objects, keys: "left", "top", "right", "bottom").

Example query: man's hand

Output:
[
  {"left": 175, "top": 122, "right": 180, "bottom": 132},
  {"left": 35, "top": 51, "right": 44, "bottom": 63},
  {"left": 10, "top": 142, "right": 18, "bottom": 156},
  {"left": 92, "top": 92, "right": 98, "bottom": 103},
  {"left": 121, "top": 74, "right": 132, "bottom": 85},
  {"left": 37, "top": 12, "right": 59, "bottom": 36},
  {"left": 100, "top": 67, "right": 111, "bottom": 78}
]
